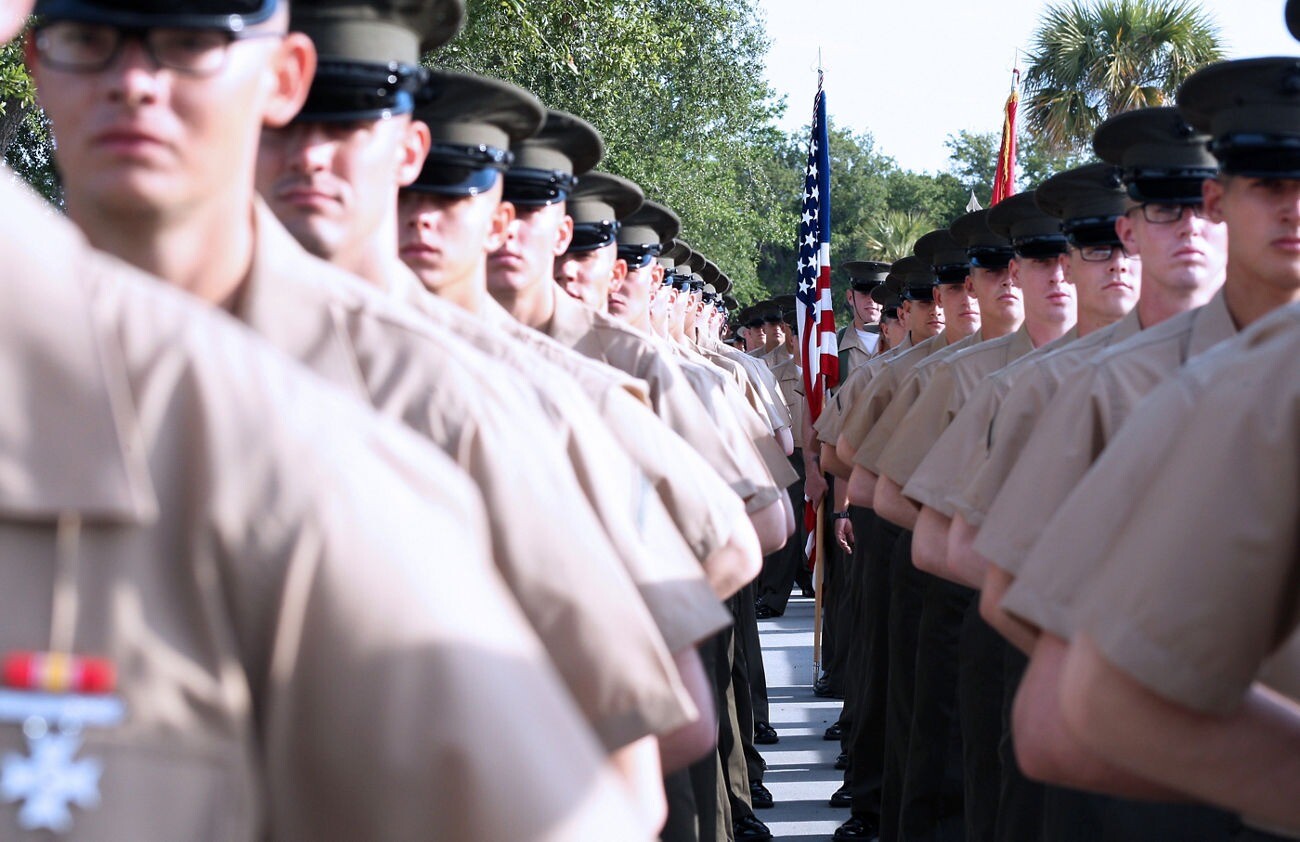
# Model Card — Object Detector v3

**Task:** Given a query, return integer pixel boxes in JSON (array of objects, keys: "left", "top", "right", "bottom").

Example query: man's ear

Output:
[
  {"left": 1115, "top": 212, "right": 1139, "bottom": 256},
  {"left": 485, "top": 199, "right": 516, "bottom": 252},
  {"left": 1, "top": 5, "right": 30, "bottom": 44},
  {"left": 263, "top": 33, "right": 316, "bottom": 129},
  {"left": 397, "top": 119, "right": 431, "bottom": 187},
  {"left": 651, "top": 264, "right": 665, "bottom": 285},
  {"left": 553, "top": 213, "right": 574, "bottom": 256},
  {"left": 1202, "top": 176, "right": 1227, "bottom": 224},
  {"left": 609, "top": 257, "right": 628, "bottom": 293}
]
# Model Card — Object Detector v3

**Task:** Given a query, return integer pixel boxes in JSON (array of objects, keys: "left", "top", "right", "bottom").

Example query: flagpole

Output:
[{"left": 812, "top": 500, "right": 825, "bottom": 673}]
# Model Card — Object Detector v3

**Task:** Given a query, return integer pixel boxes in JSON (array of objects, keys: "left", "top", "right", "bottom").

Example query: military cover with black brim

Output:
[
  {"left": 404, "top": 71, "right": 544, "bottom": 197},
  {"left": 565, "top": 172, "right": 643, "bottom": 253},
  {"left": 618, "top": 201, "right": 681, "bottom": 269},
  {"left": 889, "top": 255, "right": 936, "bottom": 302},
  {"left": 987, "top": 190, "right": 1068, "bottom": 259},
  {"left": 1093, "top": 106, "right": 1217, "bottom": 204},
  {"left": 289, "top": 0, "right": 465, "bottom": 123},
  {"left": 1034, "top": 163, "right": 1127, "bottom": 249},
  {"left": 949, "top": 208, "right": 1013, "bottom": 270},
  {"left": 504, "top": 110, "right": 603, "bottom": 207},
  {"left": 913, "top": 229, "right": 969, "bottom": 285},
  {"left": 841, "top": 260, "right": 890, "bottom": 292},
  {"left": 35, "top": 0, "right": 280, "bottom": 29},
  {"left": 1178, "top": 57, "right": 1300, "bottom": 178}
]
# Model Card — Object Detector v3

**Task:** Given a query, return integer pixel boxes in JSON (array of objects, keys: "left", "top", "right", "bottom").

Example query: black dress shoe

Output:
[
  {"left": 734, "top": 814, "right": 773, "bottom": 840},
  {"left": 754, "top": 604, "right": 776, "bottom": 619},
  {"left": 801, "top": 585, "right": 816, "bottom": 598},
  {"left": 832, "top": 815, "right": 880, "bottom": 840},
  {"left": 829, "top": 783, "right": 853, "bottom": 808},
  {"left": 834, "top": 749, "right": 849, "bottom": 770},
  {"left": 749, "top": 780, "right": 774, "bottom": 809},
  {"left": 754, "top": 721, "right": 779, "bottom": 744},
  {"left": 813, "top": 679, "right": 845, "bottom": 699},
  {"left": 823, "top": 721, "right": 844, "bottom": 740}
]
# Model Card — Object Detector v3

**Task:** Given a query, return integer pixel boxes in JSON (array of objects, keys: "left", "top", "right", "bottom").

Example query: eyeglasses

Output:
[
  {"left": 35, "top": 21, "right": 282, "bottom": 76},
  {"left": 1127, "top": 202, "right": 1209, "bottom": 225},
  {"left": 1074, "top": 244, "right": 1127, "bottom": 262}
]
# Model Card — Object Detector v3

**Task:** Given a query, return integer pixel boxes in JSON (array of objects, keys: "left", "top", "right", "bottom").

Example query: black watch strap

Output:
[{"left": 832, "top": 510, "right": 850, "bottom": 520}]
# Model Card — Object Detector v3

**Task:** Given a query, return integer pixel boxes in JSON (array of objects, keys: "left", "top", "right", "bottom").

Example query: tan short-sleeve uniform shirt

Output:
[
  {"left": 904, "top": 326, "right": 1080, "bottom": 515},
  {"left": 878, "top": 327, "right": 1035, "bottom": 489},
  {"left": 850, "top": 332, "right": 970, "bottom": 471},
  {"left": 1071, "top": 304, "right": 1300, "bottom": 713},
  {"left": 0, "top": 182, "right": 644, "bottom": 840},
  {"left": 948, "top": 310, "right": 1143, "bottom": 526},
  {"left": 994, "top": 291, "right": 1238, "bottom": 636},
  {"left": 232, "top": 206, "right": 693, "bottom": 751}
]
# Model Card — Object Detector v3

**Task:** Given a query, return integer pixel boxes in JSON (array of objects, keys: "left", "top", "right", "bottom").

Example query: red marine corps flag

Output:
[
  {"left": 991, "top": 68, "right": 1020, "bottom": 205},
  {"left": 795, "top": 74, "right": 836, "bottom": 668}
]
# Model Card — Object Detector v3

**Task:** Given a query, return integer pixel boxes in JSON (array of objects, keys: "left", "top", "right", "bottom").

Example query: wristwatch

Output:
[{"left": 832, "top": 511, "right": 850, "bottom": 520}]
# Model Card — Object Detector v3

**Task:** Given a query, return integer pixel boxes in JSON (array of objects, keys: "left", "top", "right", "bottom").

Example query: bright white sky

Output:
[{"left": 758, "top": 0, "right": 1299, "bottom": 173}]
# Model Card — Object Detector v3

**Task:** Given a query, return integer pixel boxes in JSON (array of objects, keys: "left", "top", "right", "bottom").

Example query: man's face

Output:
[
  {"left": 1067, "top": 244, "right": 1141, "bottom": 323},
  {"left": 848, "top": 289, "right": 882, "bottom": 326},
  {"left": 882, "top": 316, "right": 906, "bottom": 349},
  {"left": 258, "top": 116, "right": 422, "bottom": 261},
  {"left": 31, "top": 16, "right": 304, "bottom": 219},
  {"left": 396, "top": 181, "right": 510, "bottom": 294},
  {"left": 488, "top": 201, "right": 572, "bottom": 294},
  {"left": 609, "top": 261, "right": 661, "bottom": 323},
  {"left": 554, "top": 242, "right": 621, "bottom": 311},
  {"left": 967, "top": 264, "right": 1021, "bottom": 325},
  {"left": 1116, "top": 199, "right": 1227, "bottom": 298},
  {"left": 763, "top": 319, "right": 785, "bottom": 346},
  {"left": 1012, "top": 253, "right": 1074, "bottom": 325},
  {"left": 936, "top": 279, "right": 980, "bottom": 337},
  {"left": 741, "top": 324, "right": 764, "bottom": 351},
  {"left": 904, "top": 297, "right": 944, "bottom": 340},
  {"left": 1204, "top": 176, "right": 1300, "bottom": 297}
]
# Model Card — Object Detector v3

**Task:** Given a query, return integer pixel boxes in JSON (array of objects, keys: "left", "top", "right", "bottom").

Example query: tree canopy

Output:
[{"left": 1021, "top": 0, "right": 1223, "bottom": 152}]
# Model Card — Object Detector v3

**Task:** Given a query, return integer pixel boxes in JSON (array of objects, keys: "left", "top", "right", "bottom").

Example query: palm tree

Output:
[
  {"left": 1022, "top": 0, "right": 1223, "bottom": 151},
  {"left": 862, "top": 210, "right": 932, "bottom": 263}
]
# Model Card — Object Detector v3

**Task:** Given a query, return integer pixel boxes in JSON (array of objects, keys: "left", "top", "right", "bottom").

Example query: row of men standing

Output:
[
  {"left": 805, "top": 53, "right": 1300, "bottom": 842},
  {"left": 0, "top": 0, "right": 811, "bottom": 839}
]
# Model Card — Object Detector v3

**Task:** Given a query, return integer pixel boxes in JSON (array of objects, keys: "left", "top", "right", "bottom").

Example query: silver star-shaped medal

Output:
[{"left": 2, "top": 729, "right": 103, "bottom": 832}]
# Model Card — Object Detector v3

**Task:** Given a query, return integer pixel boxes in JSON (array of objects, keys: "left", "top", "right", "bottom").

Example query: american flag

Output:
[
  {"left": 796, "top": 80, "right": 838, "bottom": 420},
  {"left": 796, "top": 80, "right": 837, "bottom": 614}
]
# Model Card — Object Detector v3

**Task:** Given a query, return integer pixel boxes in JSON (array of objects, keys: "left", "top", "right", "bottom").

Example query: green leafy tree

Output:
[
  {"left": 945, "top": 128, "right": 1092, "bottom": 200},
  {"left": 1022, "top": 0, "right": 1223, "bottom": 152},
  {"left": 1, "top": 24, "right": 61, "bottom": 205},
  {"left": 863, "top": 210, "right": 932, "bottom": 263}
]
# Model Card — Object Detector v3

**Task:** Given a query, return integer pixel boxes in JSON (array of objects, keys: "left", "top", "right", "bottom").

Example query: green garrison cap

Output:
[
  {"left": 841, "top": 260, "right": 891, "bottom": 292},
  {"left": 1035, "top": 163, "right": 1126, "bottom": 247},
  {"left": 949, "top": 209, "right": 1014, "bottom": 270},
  {"left": 34, "top": 0, "right": 276, "bottom": 29},
  {"left": 722, "top": 294, "right": 739, "bottom": 311},
  {"left": 657, "top": 238, "right": 689, "bottom": 275},
  {"left": 1093, "top": 106, "right": 1216, "bottom": 203},
  {"left": 293, "top": 0, "right": 463, "bottom": 65},
  {"left": 987, "top": 191, "right": 1068, "bottom": 258},
  {"left": 618, "top": 200, "right": 681, "bottom": 247},
  {"left": 913, "top": 229, "right": 969, "bottom": 284},
  {"left": 1290, "top": 0, "right": 1300, "bottom": 40},
  {"left": 1178, "top": 57, "right": 1300, "bottom": 177},
  {"left": 406, "top": 71, "right": 544, "bottom": 196}
]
